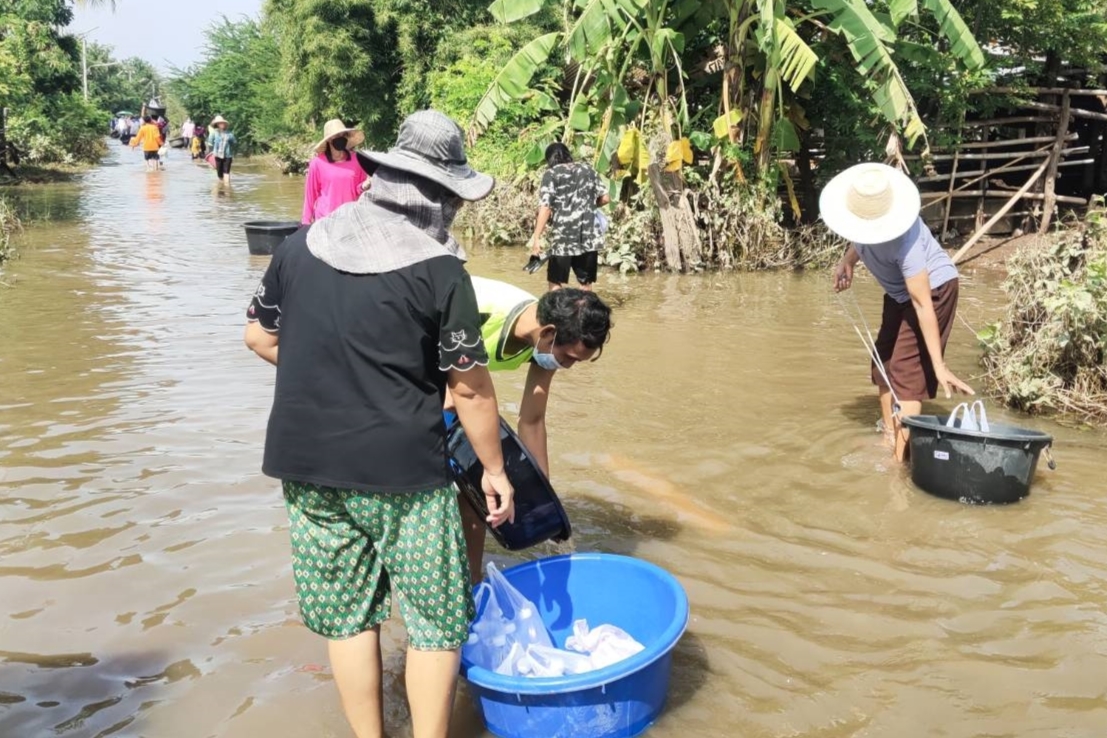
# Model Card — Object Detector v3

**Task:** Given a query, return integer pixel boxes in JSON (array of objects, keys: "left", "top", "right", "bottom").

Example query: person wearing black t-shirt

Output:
[{"left": 245, "top": 110, "right": 513, "bottom": 738}]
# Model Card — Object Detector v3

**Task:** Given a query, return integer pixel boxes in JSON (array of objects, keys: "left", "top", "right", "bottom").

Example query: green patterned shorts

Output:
[{"left": 282, "top": 481, "right": 474, "bottom": 650}]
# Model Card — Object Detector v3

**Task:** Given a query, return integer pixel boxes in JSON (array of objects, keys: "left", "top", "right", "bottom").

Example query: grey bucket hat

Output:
[{"left": 360, "top": 110, "right": 494, "bottom": 202}]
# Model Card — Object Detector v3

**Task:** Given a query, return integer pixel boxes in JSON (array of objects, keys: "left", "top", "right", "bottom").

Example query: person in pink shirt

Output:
[{"left": 301, "top": 119, "right": 371, "bottom": 224}]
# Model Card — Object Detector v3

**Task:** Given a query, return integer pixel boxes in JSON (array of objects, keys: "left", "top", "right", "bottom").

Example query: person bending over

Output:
[
  {"left": 447, "top": 277, "right": 612, "bottom": 582},
  {"left": 822, "top": 163, "right": 973, "bottom": 461}
]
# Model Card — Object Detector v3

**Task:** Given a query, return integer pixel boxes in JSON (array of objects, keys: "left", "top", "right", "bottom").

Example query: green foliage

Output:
[
  {"left": 0, "top": 1, "right": 110, "bottom": 165},
  {"left": 428, "top": 23, "right": 560, "bottom": 176},
  {"left": 0, "top": 196, "right": 21, "bottom": 268},
  {"left": 981, "top": 202, "right": 1107, "bottom": 425},
  {"left": 170, "top": 17, "right": 293, "bottom": 154},
  {"left": 264, "top": 0, "right": 402, "bottom": 147},
  {"left": 84, "top": 43, "right": 163, "bottom": 114}
]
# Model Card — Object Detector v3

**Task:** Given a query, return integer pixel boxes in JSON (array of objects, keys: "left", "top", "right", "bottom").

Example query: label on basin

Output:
[{"left": 934, "top": 450, "right": 950, "bottom": 461}]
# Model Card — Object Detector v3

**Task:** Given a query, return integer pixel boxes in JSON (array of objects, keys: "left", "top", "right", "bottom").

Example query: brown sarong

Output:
[{"left": 871, "top": 278, "right": 959, "bottom": 401}]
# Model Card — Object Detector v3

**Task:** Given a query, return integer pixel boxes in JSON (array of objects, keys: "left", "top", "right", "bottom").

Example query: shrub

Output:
[
  {"left": 0, "top": 197, "right": 22, "bottom": 268},
  {"left": 7, "top": 94, "right": 106, "bottom": 166},
  {"left": 979, "top": 200, "right": 1107, "bottom": 425}
]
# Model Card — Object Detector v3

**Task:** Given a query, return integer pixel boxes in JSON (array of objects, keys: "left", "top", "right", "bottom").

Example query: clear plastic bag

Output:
[
  {"left": 462, "top": 562, "right": 554, "bottom": 675},
  {"left": 565, "top": 619, "right": 645, "bottom": 670}
]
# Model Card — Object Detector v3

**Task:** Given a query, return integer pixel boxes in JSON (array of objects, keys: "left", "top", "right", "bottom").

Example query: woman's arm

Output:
[
  {"left": 904, "top": 272, "right": 973, "bottom": 398},
  {"left": 244, "top": 321, "right": 279, "bottom": 365},
  {"left": 833, "top": 244, "right": 860, "bottom": 291},
  {"left": 301, "top": 158, "right": 319, "bottom": 224}
]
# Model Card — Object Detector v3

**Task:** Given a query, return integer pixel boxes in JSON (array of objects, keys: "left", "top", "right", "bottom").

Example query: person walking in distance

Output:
[
  {"left": 209, "top": 115, "right": 236, "bottom": 186},
  {"left": 528, "top": 143, "right": 610, "bottom": 291}
]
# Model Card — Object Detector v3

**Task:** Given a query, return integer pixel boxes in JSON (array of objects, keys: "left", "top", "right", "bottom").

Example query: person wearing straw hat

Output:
[
  {"left": 209, "top": 115, "right": 236, "bottom": 186},
  {"left": 301, "top": 119, "right": 370, "bottom": 224},
  {"left": 244, "top": 109, "right": 513, "bottom": 738},
  {"left": 821, "top": 162, "right": 974, "bottom": 461}
]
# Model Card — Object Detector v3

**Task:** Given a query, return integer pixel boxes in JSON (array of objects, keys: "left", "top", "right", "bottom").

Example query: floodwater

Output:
[{"left": 2, "top": 142, "right": 1106, "bottom": 738}]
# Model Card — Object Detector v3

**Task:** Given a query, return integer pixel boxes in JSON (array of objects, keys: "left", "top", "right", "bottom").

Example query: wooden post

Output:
[
  {"left": 1039, "top": 90, "right": 1072, "bottom": 233},
  {"left": 647, "top": 163, "right": 684, "bottom": 271},
  {"left": 941, "top": 147, "right": 960, "bottom": 239},
  {"left": 952, "top": 158, "right": 1050, "bottom": 264}
]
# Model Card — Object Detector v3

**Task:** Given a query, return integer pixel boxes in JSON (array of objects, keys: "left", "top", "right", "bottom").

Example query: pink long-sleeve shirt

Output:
[{"left": 301, "top": 153, "right": 368, "bottom": 224}]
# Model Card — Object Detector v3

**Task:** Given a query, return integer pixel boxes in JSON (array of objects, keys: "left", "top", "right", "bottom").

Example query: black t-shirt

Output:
[{"left": 246, "top": 230, "right": 488, "bottom": 492}]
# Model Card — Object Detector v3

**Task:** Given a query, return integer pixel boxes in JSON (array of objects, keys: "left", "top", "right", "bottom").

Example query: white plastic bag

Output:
[
  {"left": 520, "top": 644, "right": 594, "bottom": 678},
  {"left": 595, "top": 210, "right": 610, "bottom": 235},
  {"left": 565, "top": 619, "right": 644, "bottom": 669},
  {"left": 947, "top": 401, "right": 990, "bottom": 433},
  {"left": 462, "top": 562, "right": 554, "bottom": 675}
]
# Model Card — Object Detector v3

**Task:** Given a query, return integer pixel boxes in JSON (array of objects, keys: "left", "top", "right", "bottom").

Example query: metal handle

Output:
[{"left": 1044, "top": 446, "right": 1057, "bottom": 471}]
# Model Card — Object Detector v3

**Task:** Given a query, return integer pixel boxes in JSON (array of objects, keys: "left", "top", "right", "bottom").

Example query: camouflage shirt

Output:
[{"left": 539, "top": 162, "right": 606, "bottom": 256}]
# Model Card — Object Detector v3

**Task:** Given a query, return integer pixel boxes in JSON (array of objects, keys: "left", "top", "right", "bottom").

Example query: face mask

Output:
[
  {"left": 331, "top": 137, "right": 348, "bottom": 151},
  {"left": 533, "top": 332, "right": 564, "bottom": 371},
  {"left": 441, "top": 195, "right": 463, "bottom": 229}
]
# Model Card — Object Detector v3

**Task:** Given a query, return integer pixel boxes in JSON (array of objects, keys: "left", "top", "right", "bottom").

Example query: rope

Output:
[{"left": 835, "top": 289, "right": 903, "bottom": 414}]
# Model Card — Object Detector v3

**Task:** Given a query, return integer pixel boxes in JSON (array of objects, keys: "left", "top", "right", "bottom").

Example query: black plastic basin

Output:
[
  {"left": 901, "top": 414, "right": 1053, "bottom": 505},
  {"left": 446, "top": 414, "right": 571, "bottom": 550},
  {"left": 243, "top": 221, "right": 301, "bottom": 256}
]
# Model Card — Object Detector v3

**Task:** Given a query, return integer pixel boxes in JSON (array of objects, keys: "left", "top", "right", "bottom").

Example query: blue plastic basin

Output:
[{"left": 461, "top": 553, "right": 690, "bottom": 738}]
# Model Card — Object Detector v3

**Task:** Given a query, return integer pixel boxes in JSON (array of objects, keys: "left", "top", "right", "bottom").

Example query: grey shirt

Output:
[{"left": 854, "top": 218, "right": 958, "bottom": 303}]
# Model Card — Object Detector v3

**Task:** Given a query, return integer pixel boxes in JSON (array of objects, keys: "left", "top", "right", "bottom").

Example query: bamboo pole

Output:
[
  {"left": 902, "top": 134, "right": 1077, "bottom": 159},
  {"left": 973, "top": 87, "right": 1107, "bottom": 97},
  {"left": 1020, "top": 100, "right": 1107, "bottom": 122},
  {"left": 942, "top": 116, "right": 1050, "bottom": 128},
  {"left": 917, "top": 141, "right": 1054, "bottom": 187},
  {"left": 919, "top": 156, "right": 1094, "bottom": 183},
  {"left": 922, "top": 191, "right": 1088, "bottom": 205},
  {"left": 952, "top": 158, "right": 1050, "bottom": 264},
  {"left": 941, "top": 147, "right": 960, "bottom": 239},
  {"left": 1039, "top": 91, "right": 1072, "bottom": 233}
]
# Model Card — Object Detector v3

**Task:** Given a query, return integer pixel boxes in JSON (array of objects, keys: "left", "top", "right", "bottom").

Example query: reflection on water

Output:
[{"left": 2, "top": 142, "right": 1107, "bottom": 737}]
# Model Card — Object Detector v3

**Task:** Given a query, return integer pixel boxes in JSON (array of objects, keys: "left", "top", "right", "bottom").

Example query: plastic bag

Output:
[
  {"left": 462, "top": 562, "right": 554, "bottom": 674},
  {"left": 947, "top": 401, "right": 990, "bottom": 433},
  {"left": 519, "top": 644, "right": 594, "bottom": 678},
  {"left": 595, "top": 210, "right": 610, "bottom": 235},
  {"left": 565, "top": 619, "right": 644, "bottom": 670}
]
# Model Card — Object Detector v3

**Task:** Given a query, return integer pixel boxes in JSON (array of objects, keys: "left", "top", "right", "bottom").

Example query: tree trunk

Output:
[{"left": 1039, "top": 91, "right": 1072, "bottom": 233}]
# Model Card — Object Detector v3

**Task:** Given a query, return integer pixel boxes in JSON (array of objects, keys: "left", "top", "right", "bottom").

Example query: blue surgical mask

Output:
[{"left": 533, "top": 332, "right": 564, "bottom": 371}]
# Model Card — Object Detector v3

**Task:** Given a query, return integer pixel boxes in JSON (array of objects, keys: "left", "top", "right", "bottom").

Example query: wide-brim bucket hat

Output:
[
  {"left": 819, "top": 162, "right": 921, "bottom": 244},
  {"left": 359, "top": 110, "right": 494, "bottom": 201},
  {"left": 211, "top": 115, "right": 229, "bottom": 128},
  {"left": 314, "top": 119, "right": 365, "bottom": 154}
]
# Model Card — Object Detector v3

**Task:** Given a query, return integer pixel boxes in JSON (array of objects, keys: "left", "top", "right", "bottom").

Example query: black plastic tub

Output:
[
  {"left": 446, "top": 414, "right": 571, "bottom": 550},
  {"left": 901, "top": 414, "right": 1053, "bottom": 505},
  {"left": 243, "top": 221, "right": 301, "bottom": 256},
  {"left": 168, "top": 137, "right": 186, "bottom": 149}
]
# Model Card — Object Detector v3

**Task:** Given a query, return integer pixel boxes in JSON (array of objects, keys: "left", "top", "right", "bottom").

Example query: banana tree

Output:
[
  {"left": 473, "top": 0, "right": 985, "bottom": 169},
  {"left": 471, "top": 0, "right": 708, "bottom": 175}
]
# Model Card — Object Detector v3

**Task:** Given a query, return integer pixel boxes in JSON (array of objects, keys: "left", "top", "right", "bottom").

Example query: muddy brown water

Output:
[{"left": 2, "top": 143, "right": 1106, "bottom": 738}]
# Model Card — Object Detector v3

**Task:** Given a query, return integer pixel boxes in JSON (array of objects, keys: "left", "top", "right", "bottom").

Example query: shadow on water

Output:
[
  {"left": 0, "top": 186, "right": 84, "bottom": 224},
  {"left": 0, "top": 649, "right": 190, "bottom": 738},
  {"left": 570, "top": 494, "right": 684, "bottom": 555},
  {"left": 665, "top": 631, "right": 710, "bottom": 714}
]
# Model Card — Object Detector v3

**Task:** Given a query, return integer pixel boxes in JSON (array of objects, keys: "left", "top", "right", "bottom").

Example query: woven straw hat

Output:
[
  {"left": 313, "top": 119, "right": 365, "bottom": 154},
  {"left": 819, "top": 163, "right": 921, "bottom": 244},
  {"left": 211, "top": 115, "right": 229, "bottom": 128}
]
